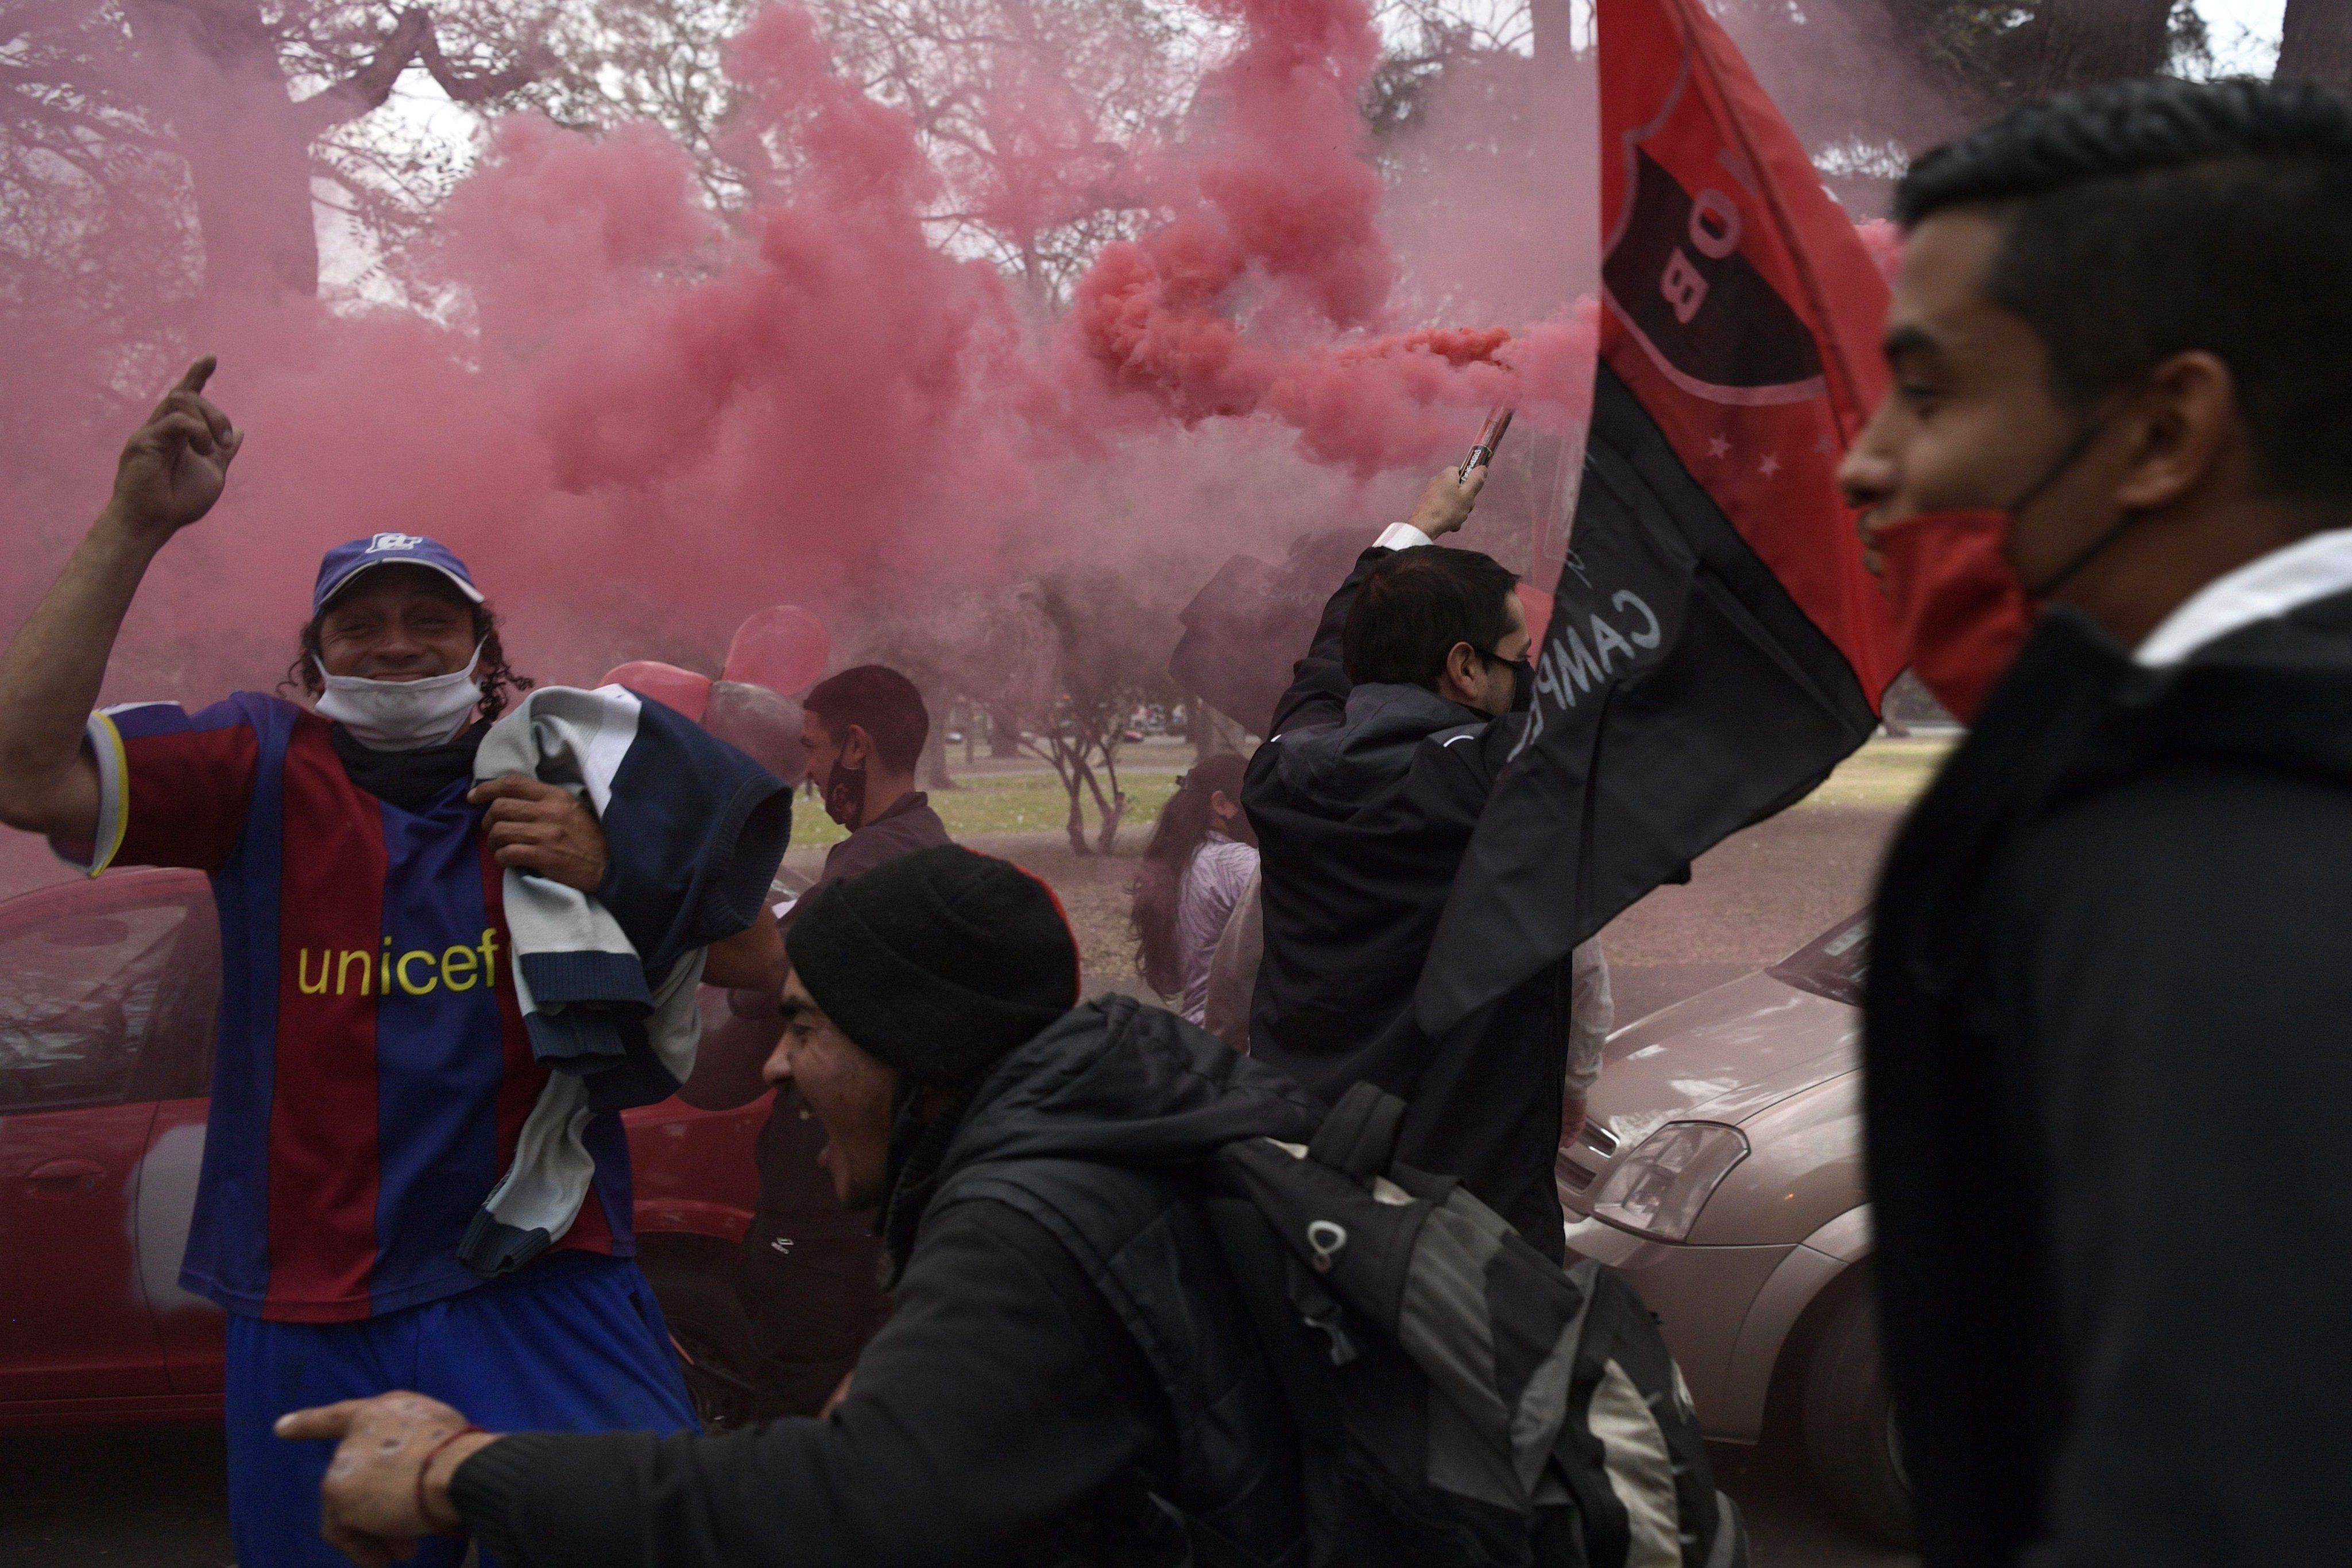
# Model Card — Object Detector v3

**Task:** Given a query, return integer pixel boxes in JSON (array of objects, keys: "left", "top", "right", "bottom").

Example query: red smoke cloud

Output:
[
  {"left": 1061, "top": 0, "right": 1588, "bottom": 473},
  {"left": 15, "top": 0, "right": 1624, "bottom": 728}
]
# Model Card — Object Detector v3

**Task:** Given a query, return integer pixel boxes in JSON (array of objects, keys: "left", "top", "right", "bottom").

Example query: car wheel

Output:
[
  {"left": 643, "top": 1261, "right": 763, "bottom": 1434},
  {"left": 1799, "top": 1280, "right": 1914, "bottom": 1547}
]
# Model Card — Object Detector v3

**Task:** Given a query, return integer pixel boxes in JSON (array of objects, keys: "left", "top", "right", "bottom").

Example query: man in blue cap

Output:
[{"left": 0, "top": 359, "right": 787, "bottom": 1565}]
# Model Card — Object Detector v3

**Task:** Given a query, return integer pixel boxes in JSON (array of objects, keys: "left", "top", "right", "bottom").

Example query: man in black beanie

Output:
[{"left": 278, "top": 846, "right": 1321, "bottom": 1568}]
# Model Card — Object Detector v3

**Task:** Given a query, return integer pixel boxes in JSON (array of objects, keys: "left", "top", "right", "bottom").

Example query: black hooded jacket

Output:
[
  {"left": 451, "top": 996, "right": 1321, "bottom": 1568},
  {"left": 1866, "top": 591, "right": 2352, "bottom": 1567},
  {"left": 1243, "top": 547, "right": 1568, "bottom": 1256}
]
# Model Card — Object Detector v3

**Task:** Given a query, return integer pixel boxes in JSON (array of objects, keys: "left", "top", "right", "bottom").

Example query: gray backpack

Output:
[{"left": 1203, "top": 1083, "right": 1747, "bottom": 1568}]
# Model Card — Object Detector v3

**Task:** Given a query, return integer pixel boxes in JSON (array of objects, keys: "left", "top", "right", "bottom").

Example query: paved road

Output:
[
  {"left": 0, "top": 1422, "right": 1915, "bottom": 1566},
  {"left": 1, "top": 1426, "right": 234, "bottom": 1567}
]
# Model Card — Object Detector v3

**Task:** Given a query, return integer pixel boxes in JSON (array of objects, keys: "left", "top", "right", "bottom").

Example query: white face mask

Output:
[{"left": 313, "top": 645, "right": 484, "bottom": 751}]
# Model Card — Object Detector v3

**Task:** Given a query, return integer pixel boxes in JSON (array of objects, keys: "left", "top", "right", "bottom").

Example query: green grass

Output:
[
  {"left": 787, "top": 734, "right": 1952, "bottom": 855},
  {"left": 1796, "top": 735, "right": 1956, "bottom": 808},
  {"left": 791, "top": 769, "right": 1185, "bottom": 851}
]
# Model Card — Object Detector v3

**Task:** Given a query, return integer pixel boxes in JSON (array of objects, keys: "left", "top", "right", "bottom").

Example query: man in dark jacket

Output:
[
  {"left": 1841, "top": 78, "right": 2352, "bottom": 1566},
  {"left": 1245, "top": 465, "right": 1603, "bottom": 1258},
  {"left": 280, "top": 846, "right": 1317, "bottom": 1568},
  {"left": 680, "top": 663, "right": 951, "bottom": 1416}
]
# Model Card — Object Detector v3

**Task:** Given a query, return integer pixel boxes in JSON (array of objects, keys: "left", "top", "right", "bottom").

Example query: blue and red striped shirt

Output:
[{"left": 82, "top": 692, "right": 629, "bottom": 1322}]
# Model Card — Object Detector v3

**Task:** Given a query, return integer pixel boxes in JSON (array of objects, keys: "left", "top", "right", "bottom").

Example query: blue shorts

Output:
[{"left": 226, "top": 1252, "right": 698, "bottom": 1568}]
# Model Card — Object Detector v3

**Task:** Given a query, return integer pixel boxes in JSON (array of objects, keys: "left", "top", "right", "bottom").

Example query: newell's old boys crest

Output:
[
  {"left": 1603, "top": 140, "right": 1824, "bottom": 404},
  {"left": 1416, "top": 0, "right": 1901, "bottom": 1035}
]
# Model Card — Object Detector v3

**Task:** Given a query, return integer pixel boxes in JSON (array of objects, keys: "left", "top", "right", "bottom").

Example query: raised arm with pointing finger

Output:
[
  {"left": 0, "top": 357, "right": 241, "bottom": 842},
  {"left": 0, "top": 361, "right": 800, "bottom": 1568}
]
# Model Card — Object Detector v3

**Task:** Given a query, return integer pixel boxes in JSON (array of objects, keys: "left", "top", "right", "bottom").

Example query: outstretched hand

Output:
[
  {"left": 108, "top": 357, "right": 242, "bottom": 540},
  {"left": 276, "top": 1391, "right": 500, "bottom": 1568}
]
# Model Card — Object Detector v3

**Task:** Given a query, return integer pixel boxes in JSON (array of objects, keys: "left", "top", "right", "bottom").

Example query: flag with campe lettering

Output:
[{"left": 1414, "top": 0, "right": 1902, "bottom": 1033}]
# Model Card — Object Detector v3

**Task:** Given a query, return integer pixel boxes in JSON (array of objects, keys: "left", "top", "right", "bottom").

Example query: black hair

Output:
[
  {"left": 803, "top": 664, "right": 930, "bottom": 773},
  {"left": 1895, "top": 76, "right": 2352, "bottom": 504},
  {"left": 282, "top": 590, "right": 533, "bottom": 723},
  {"left": 1129, "top": 753, "right": 1252, "bottom": 1000},
  {"left": 1341, "top": 546, "right": 1521, "bottom": 688}
]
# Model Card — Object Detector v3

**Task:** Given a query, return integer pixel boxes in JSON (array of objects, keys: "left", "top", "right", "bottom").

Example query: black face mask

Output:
[
  {"left": 822, "top": 754, "right": 868, "bottom": 831},
  {"left": 1504, "top": 656, "right": 1534, "bottom": 714},
  {"left": 1473, "top": 646, "right": 1533, "bottom": 714}
]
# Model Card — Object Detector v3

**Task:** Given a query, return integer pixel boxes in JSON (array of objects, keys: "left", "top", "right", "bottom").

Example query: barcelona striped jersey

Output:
[{"left": 76, "top": 692, "right": 629, "bottom": 1322}]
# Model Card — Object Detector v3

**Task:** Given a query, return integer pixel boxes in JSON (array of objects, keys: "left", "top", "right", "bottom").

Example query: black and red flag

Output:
[{"left": 1414, "top": 0, "right": 1902, "bottom": 1032}]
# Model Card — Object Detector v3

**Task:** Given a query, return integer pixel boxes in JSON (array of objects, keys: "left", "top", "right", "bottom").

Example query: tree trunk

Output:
[
  {"left": 1189, "top": 698, "right": 1247, "bottom": 764},
  {"left": 1030, "top": 733, "right": 1092, "bottom": 855},
  {"left": 2279, "top": 0, "right": 2352, "bottom": 93},
  {"left": 125, "top": 2, "right": 532, "bottom": 302},
  {"left": 1088, "top": 744, "right": 1127, "bottom": 854},
  {"left": 989, "top": 709, "right": 1020, "bottom": 758},
  {"left": 2003, "top": 0, "right": 2176, "bottom": 99},
  {"left": 126, "top": 0, "right": 320, "bottom": 299},
  {"left": 920, "top": 684, "right": 958, "bottom": 791},
  {"left": 1530, "top": 0, "right": 1596, "bottom": 277}
]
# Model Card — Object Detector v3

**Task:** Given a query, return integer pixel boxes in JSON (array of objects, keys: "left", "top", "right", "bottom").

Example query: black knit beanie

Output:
[{"left": 784, "top": 845, "right": 1081, "bottom": 1084}]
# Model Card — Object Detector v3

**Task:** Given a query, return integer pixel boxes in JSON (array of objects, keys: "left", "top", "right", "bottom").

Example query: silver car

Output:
[{"left": 1562, "top": 914, "right": 1909, "bottom": 1544}]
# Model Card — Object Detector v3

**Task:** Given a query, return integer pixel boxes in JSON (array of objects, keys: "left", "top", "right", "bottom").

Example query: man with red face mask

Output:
[{"left": 1842, "top": 78, "right": 2352, "bottom": 1567}]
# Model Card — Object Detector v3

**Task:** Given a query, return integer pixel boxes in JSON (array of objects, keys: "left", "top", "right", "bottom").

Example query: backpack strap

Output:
[{"left": 1307, "top": 1082, "right": 1406, "bottom": 1179}]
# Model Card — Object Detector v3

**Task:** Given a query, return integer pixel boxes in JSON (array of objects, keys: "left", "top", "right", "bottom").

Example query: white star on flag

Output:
[
  {"left": 1707, "top": 435, "right": 1731, "bottom": 459},
  {"left": 1759, "top": 453, "right": 1781, "bottom": 477}
]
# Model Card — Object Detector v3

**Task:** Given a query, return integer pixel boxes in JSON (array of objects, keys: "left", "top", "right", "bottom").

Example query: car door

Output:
[
  {"left": 129, "top": 883, "right": 225, "bottom": 1395},
  {"left": 0, "top": 872, "right": 215, "bottom": 1405}
]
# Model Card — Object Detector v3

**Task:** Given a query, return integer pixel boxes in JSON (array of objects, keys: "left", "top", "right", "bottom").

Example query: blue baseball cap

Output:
[{"left": 312, "top": 533, "right": 486, "bottom": 616}]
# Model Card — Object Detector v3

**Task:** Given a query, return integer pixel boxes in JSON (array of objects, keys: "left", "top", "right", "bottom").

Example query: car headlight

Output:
[{"left": 1589, "top": 1122, "right": 1750, "bottom": 1241}]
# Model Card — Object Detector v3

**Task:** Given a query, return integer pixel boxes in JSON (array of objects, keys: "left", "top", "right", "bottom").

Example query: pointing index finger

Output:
[
  {"left": 275, "top": 1399, "right": 366, "bottom": 1440},
  {"left": 175, "top": 355, "right": 218, "bottom": 397}
]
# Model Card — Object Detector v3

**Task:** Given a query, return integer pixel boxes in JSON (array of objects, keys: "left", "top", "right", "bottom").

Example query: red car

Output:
[{"left": 0, "top": 868, "right": 772, "bottom": 1430}]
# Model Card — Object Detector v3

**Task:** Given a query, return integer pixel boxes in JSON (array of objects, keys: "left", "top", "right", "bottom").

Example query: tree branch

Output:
[
  {"left": 419, "top": 23, "right": 540, "bottom": 104},
  {"left": 292, "top": 6, "right": 536, "bottom": 137},
  {"left": 294, "top": 6, "right": 431, "bottom": 134}
]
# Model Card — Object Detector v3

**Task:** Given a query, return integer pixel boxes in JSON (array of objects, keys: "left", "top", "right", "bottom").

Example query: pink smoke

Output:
[
  {"left": 1059, "top": 0, "right": 1593, "bottom": 474},
  {"left": 11, "top": 0, "right": 1651, "bottom": 731}
]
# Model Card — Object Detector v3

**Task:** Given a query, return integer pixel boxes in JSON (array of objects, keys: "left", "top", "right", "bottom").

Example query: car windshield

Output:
[{"left": 1767, "top": 911, "right": 1870, "bottom": 1008}]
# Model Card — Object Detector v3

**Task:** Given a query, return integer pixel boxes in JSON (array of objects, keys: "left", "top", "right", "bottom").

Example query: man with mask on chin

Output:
[
  {"left": 1243, "top": 465, "right": 1610, "bottom": 1261},
  {"left": 679, "top": 661, "right": 948, "bottom": 1416},
  {"left": 1844, "top": 78, "right": 2352, "bottom": 1568},
  {"left": 0, "top": 359, "right": 786, "bottom": 1568}
]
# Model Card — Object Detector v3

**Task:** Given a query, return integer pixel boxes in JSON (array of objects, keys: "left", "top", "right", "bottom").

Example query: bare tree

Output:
[
  {"left": 1028, "top": 572, "right": 1159, "bottom": 853},
  {"left": 820, "top": 0, "right": 1198, "bottom": 309},
  {"left": 1, "top": 1, "right": 541, "bottom": 304},
  {"left": 950, "top": 570, "right": 1166, "bottom": 854},
  {"left": 509, "top": 0, "right": 1198, "bottom": 311}
]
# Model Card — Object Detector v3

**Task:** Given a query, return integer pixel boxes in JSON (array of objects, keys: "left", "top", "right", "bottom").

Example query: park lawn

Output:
[
  {"left": 790, "top": 768, "right": 1186, "bottom": 851},
  {"left": 787, "top": 734, "right": 1953, "bottom": 854},
  {"left": 1796, "top": 735, "right": 1956, "bottom": 808}
]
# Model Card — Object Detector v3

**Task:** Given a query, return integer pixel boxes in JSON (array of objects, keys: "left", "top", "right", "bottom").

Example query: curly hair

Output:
[{"left": 281, "top": 598, "right": 535, "bottom": 723}]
